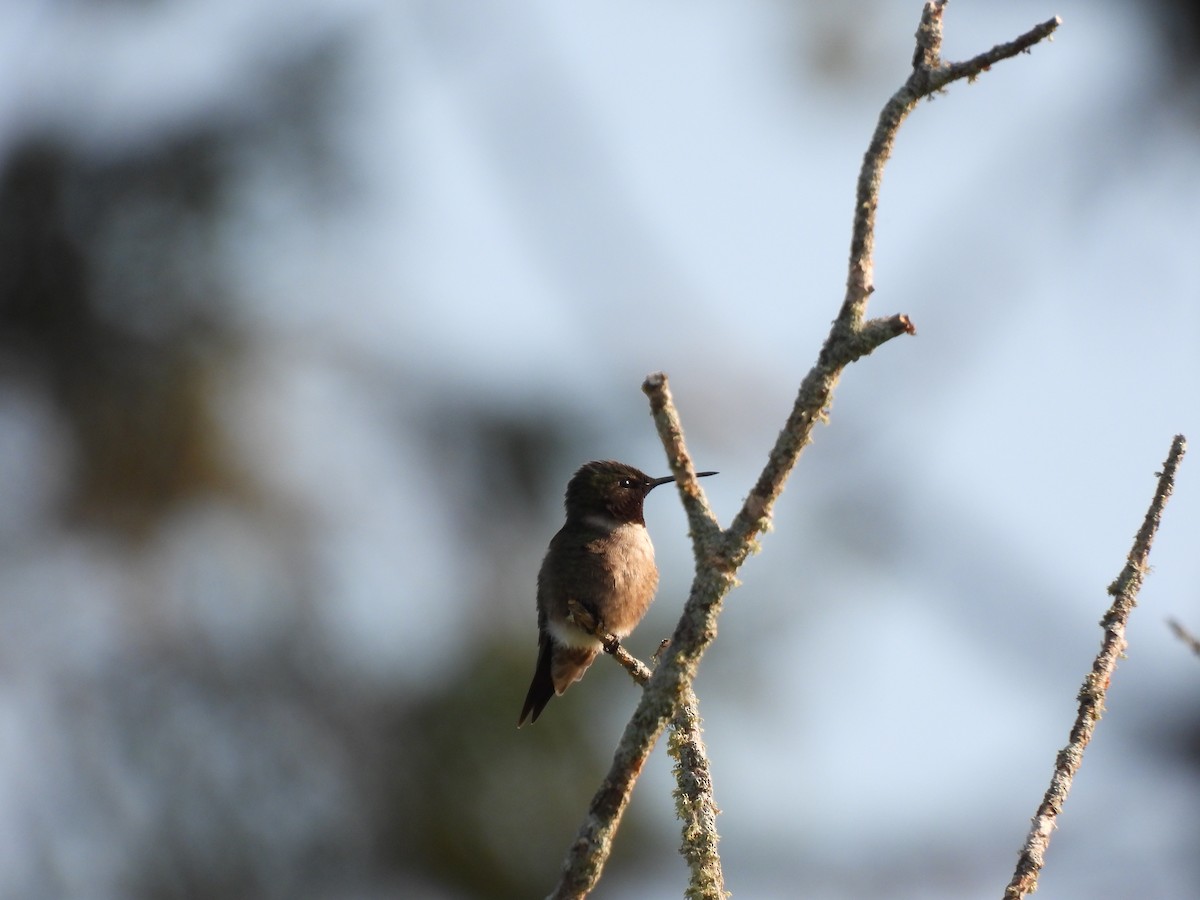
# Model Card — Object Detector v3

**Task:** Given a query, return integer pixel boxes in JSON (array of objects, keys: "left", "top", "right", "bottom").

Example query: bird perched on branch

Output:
[{"left": 518, "top": 460, "right": 716, "bottom": 726}]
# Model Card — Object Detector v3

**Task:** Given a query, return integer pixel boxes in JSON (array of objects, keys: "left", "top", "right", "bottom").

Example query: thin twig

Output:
[
  {"left": 938, "top": 17, "right": 1062, "bottom": 88},
  {"left": 1167, "top": 619, "right": 1200, "bottom": 658},
  {"left": 1004, "top": 435, "right": 1187, "bottom": 900},
  {"left": 550, "top": 5, "right": 1062, "bottom": 897},
  {"left": 566, "top": 599, "right": 652, "bottom": 686}
]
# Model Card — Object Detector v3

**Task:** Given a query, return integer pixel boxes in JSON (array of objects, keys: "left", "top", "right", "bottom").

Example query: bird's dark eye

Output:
[{"left": 619, "top": 478, "right": 634, "bottom": 489}]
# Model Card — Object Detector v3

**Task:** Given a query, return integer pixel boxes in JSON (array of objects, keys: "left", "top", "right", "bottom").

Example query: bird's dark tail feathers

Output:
[{"left": 517, "top": 637, "right": 556, "bottom": 727}]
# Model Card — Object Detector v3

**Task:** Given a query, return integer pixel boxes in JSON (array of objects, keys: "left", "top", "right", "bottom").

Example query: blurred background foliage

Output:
[{"left": 1, "top": 2, "right": 1199, "bottom": 898}]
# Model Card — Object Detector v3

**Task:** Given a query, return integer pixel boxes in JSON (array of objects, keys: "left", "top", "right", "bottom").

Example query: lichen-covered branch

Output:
[
  {"left": 1003, "top": 434, "right": 1187, "bottom": 900},
  {"left": 669, "top": 685, "right": 725, "bottom": 899},
  {"left": 549, "top": 5, "right": 1062, "bottom": 897},
  {"left": 559, "top": 600, "right": 727, "bottom": 900},
  {"left": 727, "top": 1, "right": 1060, "bottom": 558}
]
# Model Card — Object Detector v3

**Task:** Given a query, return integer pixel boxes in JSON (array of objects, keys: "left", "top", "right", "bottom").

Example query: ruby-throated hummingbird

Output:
[{"left": 517, "top": 460, "right": 716, "bottom": 726}]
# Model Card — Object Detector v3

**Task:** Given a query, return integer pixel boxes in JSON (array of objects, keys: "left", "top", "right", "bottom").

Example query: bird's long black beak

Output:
[{"left": 648, "top": 470, "right": 718, "bottom": 491}]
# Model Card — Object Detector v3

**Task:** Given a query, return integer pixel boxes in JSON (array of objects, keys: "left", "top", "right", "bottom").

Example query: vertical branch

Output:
[
  {"left": 643, "top": 372, "right": 723, "bottom": 551},
  {"left": 669, "top": 686, "right": 725, "bottom": 899},
  {"left": 554, "top": 602, "right": 727, "bottom": 900},
  {"left": 1004, "top": 435, "right": 1187, "bottom": 900}
]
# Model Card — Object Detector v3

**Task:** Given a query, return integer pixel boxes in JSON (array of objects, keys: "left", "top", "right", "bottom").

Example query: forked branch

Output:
[
  {"left": 562, "top": 600, "right": 724, "bottom": 897},
  {"left": 550, "top": 5, "right": 1062, "bottom": 897}
]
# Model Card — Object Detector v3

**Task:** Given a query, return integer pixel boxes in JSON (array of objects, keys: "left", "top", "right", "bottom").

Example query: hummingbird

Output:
[{"left": 517, "top": 460, "right": 716, "bottom": 726}]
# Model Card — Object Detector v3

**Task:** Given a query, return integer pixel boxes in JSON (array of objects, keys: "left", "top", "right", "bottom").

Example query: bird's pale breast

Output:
[{"left": 586, "top": 521, "right": 657, "bottom": 637}]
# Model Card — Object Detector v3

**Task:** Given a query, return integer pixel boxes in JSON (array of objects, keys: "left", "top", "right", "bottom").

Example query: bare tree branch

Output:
[
  {"left": 1004, "top": 434, "right": 1187, "bottom": 900},
  {"left": 728, "top": 1, "right": 1060, "bottom": 559},
  {"left": 550, "top": 5, "right": 1062, "bottom": 897},
  {"left": 565, "top": 600, "right": 726, "bottom": 898}
]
